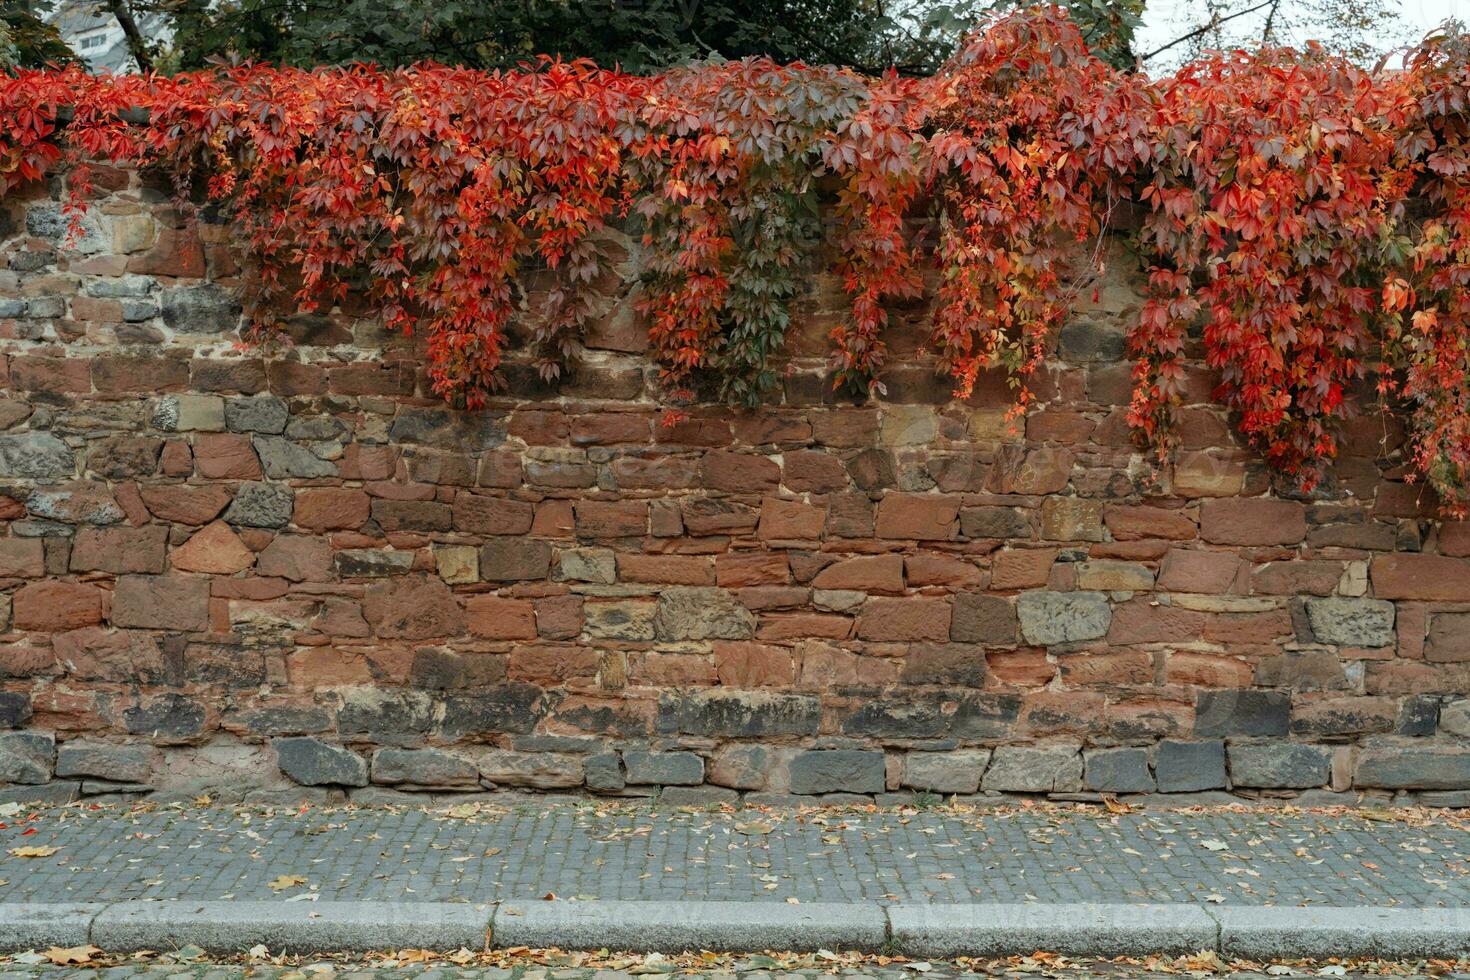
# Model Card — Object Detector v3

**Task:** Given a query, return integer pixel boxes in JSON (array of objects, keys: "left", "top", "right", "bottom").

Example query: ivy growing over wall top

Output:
[{"left": 7, "top": 6, "right": 1470, "bottom": 514}]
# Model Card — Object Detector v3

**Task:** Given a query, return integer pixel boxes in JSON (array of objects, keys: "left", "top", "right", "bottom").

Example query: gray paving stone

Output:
[{"left": 889, "top": 903, "right": 1217, "bottom": 958}]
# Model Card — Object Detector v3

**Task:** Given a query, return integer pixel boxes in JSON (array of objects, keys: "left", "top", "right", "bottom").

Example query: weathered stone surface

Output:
[
  {"left": 662, "top": 691, "right": 821, "bottom": 737},
  {"left": 56, "top": 742, "right": 155, "bottom": 783},
  {"left": 363, "top": 575, "right": 466, "bottom": 640},
  {"left": 160, "top": 283, "right": 242, "bottom": 334},
  {"left": 254, "top": 435, "right": 337, "bottom": 478},
  {"left": 334, "top": 549, "right": 414, "bottom": 578},
  {"left": 0, "top": 432, "right": 75, "bottom": 479},
  {"left": 26, "top": 482, "right": 124, "bottom": 525},
  {"left": 69, "top": 526, "right": 168, "bottom": 574},
  {"left": 474, "top": 749, "right": 584, "bottom": 788},
  {"left": 901, "top": 750, "right": 991, "bottom": 794},
  {"left": 122, "top": 694, "right": 206, "bottom": 741},
  {"left": 0, "top": 731, "right": 53, "bottom": 784},
  {"left": 1200, "top": 498, "right": 1306, "bottom": 546},
  {"left": 170, "top": 521, "right": 255, "bottom": 574},
  {"left": 224, "top": 482, "right": 294, "bottom": 528},
  {"left": 224, "top": 395, "right": 290, "bottom": 434},
  {"left": 370, "top": 747, "right": 478, "bottom": 787},
  {"left": 1304, "top": 597, "right": 1395, "bottom": 647},
  {"left": 480, "top": 539, "right": 553, "bottom": 581},
  {"left": 1016, "top": 591, "right": 1111, "bottom": 645},
  {"left": 654, "top": 587, "right": 755, "bottom": 641},
  {"left": 0, "top": 691, "right": 32, "bottom": 728},
  {"left": 1227, "top": 742, "right": 1331, "bottom": 789},
  {"left": 439, "top": 685, "right": 547, "bottom": 738},
  {"left": 111, "top": 575, "right": 211, "bottom": 632},
  {"left": 623, "top": 750, "right": 704, "bottom": 786},
  {"left": 788, "top": 749, "right": 885, "bottom": 794},
  {"left": 257, "top": 535, "right": 333, "bottom": 582},
  {"left": 1195, "top": 690, "right": 1290, "bottom": 738},
  {"left": 584, "top": 752, "right": 625, "bottom": 792},
  {"left": 1355, "top": 744, "right": 1470, "bottom": 790},
  {"left": 13, "top": 580, "right": 104, "bottom": 632},
  {"left": 275, "top": 737, "right": 368, "bottom": 787},
  {"left": 1154, "top": 740, "right": 1227, "bottom": 793},
  {"left": 1440, "top": 700, "right": 1470, "bottom": 737},
  {"left": 556, "top": 547, "right": 617, "bottom": 584},
  {"left": 1083, "top": 747, "right": 1155, "bottom": 793},
  {"left": 584, "top": 600, "right": 658, "bottom": 641},
  {"left": 980, "top": 744, "right": 1082, "bottom": 793}
]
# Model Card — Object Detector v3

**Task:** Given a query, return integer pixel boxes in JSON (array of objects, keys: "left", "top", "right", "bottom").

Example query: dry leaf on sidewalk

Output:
[
  {"left": 44, "top": 945, "right": 101, "bottom": 965},
  {"left": 7, "top": 845, "right": 58, "bottom": 858},
  {"left": 267, "top": 874, "right": 307, "bottom": 891}
]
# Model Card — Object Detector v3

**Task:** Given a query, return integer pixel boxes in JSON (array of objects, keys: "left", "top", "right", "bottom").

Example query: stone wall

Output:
[{"left": 1, "top": 166, "right": 1469, "bottom": 807}]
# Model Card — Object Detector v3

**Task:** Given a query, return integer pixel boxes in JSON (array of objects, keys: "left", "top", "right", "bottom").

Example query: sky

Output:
[{"left": 1134, "top": 0, "right": 1470, "bottom": 68}]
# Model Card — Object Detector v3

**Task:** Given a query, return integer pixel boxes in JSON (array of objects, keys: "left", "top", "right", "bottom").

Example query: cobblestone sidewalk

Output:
[{"left": 1, "top": 801, "right": 1466, "bottom": 908}]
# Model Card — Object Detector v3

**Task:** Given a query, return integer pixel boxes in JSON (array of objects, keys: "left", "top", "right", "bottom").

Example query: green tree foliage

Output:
[{"left": 0, "top": 1, "right": 77, "bottom": 68}]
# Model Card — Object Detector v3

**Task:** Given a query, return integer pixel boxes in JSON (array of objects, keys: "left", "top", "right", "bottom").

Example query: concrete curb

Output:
[
  {"left": 494, "top": 900, "right": 888, "bottom": 952},
  {"left": 1, "top": 901, "right": 1467, "bottom": 958}
]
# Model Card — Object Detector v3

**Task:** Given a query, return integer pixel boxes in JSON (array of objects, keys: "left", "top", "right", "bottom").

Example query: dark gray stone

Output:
[
  {"left": 285, "top": 416, "right": 349, "bottom": 442},
  {"left": 1084, "top": 747, "right": 1155, "bottom": 793},
  {"left": 1016, "top": 591, "right": 1111, "bottom": 645},
  {"left": 122, "top": 694, "right": 206, "bottom": 741},
  {"left": 839, "top": 695, "right": 950, "bottom": 738},
  {"left": 439, "top": 685, "right": 548, "bottom": 738},
  {"left": 388, "top": 408, "right": 506, "bottom": 450},
  {"left": 275, "top": 737, "right": 368, "bottom": 787},
  {"left": 334, "top": 549, "right": 414, "bottom": 577},
  {"left": 788, "top": 749, "right": 885, "bottom": 795},
  {"left": 1154, "top": 739, "right": 1227, "bottom": 792},
  {"left": 1355, "top": 745, "right": 1470, "bottom": 790},
  {"left": 224, "top": 396, "right": 290, "bottom": 434},
  {"left": 0, "top": 432, "right": 75, "bottom": 480},
  {"left": 660, "top": 691, "right": 821, "bottom": 738},
  {"left": 370, "top": 748, "right": 478, "bottom": 787},
  {"left": 160, "top": 283, "right": 242, "bottom": 334},
  {"left": 0, "top": 731, "right": 54, "bottom": 784},
  {"left": 623, "top": 750, "right": 704, "bottom": 786},
  {"left": 223, "top": 482, "right": 294, "bottom": 528},
  {"left": 0, "top": 691, "right": 31, "bottom": 728},
  {"left": 584, "top": 752, "right": 625, "bottom": 793},
  {"left": 901, "top": 750, "right": 991, "bottom": 794},
  {"left": 1228, "top": 742, "right": 1331, "bottom": 788},
  {"left": 252, "top": 435, "right": 337, "bottom": 478},
  {"left": 1399, "top": 696, "right": 1440, "bottom": 736},
  {"left": 1305, "top": 597, "right": 1395, "bottom": 647},
  {"left": 338, "top": 691, "right": 435, "bottom": 739},
  {"left": 950, "top": 693, "right": 1024, "bottom": 739},
  {"left": 85, "top": 275, "right": 154, "bottom": 298},
  {"left": 56, "top": 743, "right": 154, "bottom": 784},
  {"left": 1194, "top": 690, "right": 1290, "bottom": 737},
  {"left": 1059, "top": 320, "right": 1127, "bottom": 363}
]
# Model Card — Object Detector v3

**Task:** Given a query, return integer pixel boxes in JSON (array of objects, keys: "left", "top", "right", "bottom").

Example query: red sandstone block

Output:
[
  {"left": 574, "top": 500, "right": 647, "bottom": 538},
  {"left": 0, "top": 538, "right": 45, "bottom": 577},
  {"left": 110, "top": 574, "right": 211, "bottom": 632},
  {"left": 190, "top": 358, "right": 269, "bottom": 393},
  {"left": 756, "top": 612, "right": 853, "bottom": 641},
  {"left": 701, "top": 451, "right": 781, "bottom": 493},
  {"left": 782, "top": 450, "right": 848, "bottom": 492},
  {"left": 1163, "top": 651, "right": 1254, "bottom": 687},
  {"left": 465, "top": 595, "right": 538, "bottom": 640},
  {"left": 1440, "top": 522, "right": 1470, "bottom": 557},
  {"left": 1057, "top": 649, "right": 1154, "bottom": 687},
  {"left": 93, "top": 355, "right": 189, "bottom": 394},
  {"left": 535, "top": 594, "right": 584, "bottom": 640},
  {"left": 1199, "top": 498, "right": 1306, "bottom": 546},
  {"left": 192, "top": 433, "right": 261, "bottom": 480},
  {"left": 1104, "top": 504, "right": 1196, "bottom": 541},
  {"left": 1107, "top": 598, "right": 1205, "bottom": 644},
  {"left": 617, "top": 554, "right": 715, "bottom": 585},
  {"left": 812, "top": 554, "right": 904, "bottom": 593},
  {"left": 986, "top": 648, "right": 1057, "bottom": 688},
  {"left": 609, "top": 456, "right": 700, "bottom": 489},
  {"left": 653, "top": 416, "right": 733, "bottom": 446},
  {"left": 10, "top": 355, "right": 91, "bottom": 393},
  {"left": 12, "top": 580, "right": 104, "bottom": 631},
  {"left": 716, "top": 552, "right": 790, "bottom": 588},
  {"left": 509, "top": 410, "right": 570, "bottom": 444},
  {"left": 138, "top": 484, "right": 232, "bottom": 525},
  {"left": 509, "top": 644, "right": 600, "bottom": 687},
  {"left": 857, "top": 596, "right": 950, "bottom": 641},
  {"left": 70, "top": 296, "right": 122, "bottom": 321},
  {"left": 810, "top": 410, "right": 879, "bottom": 448},
  {"left": 757, "top": 497, "right": 825, "bottom": 540},
  {"left": 714, "top": 641, "right": 795, "bottom": 688},
  {"left": 1250, "top": 560, "right": 1343, "bottom": 596},
  {"left": 571, "top": 414, "right": 651, "bottom": 446},
  {"left": 1372, "top": 553, "right": 1470, "bottom": 601},
  {"left": 266, "top": 360, "right": 328, "bottom": 396},
  {"left": 874, "top": 493, "right": 959, "bottom": 540},
  {"left": 989, "top": 549, "right": 1056, "bottom": 590},
  {"left": 1156, "top": 548, "right": 1241, "bottom": 593},
  {"left": 629, "top": 651, "right": 716, "bottom": 686},
  {"left": 326, "top": 362, "right": 415, "bottom": 396},
  {"left": 127, "top": 225, "right": 205, "bottom": 277},
  {"left": 293, "top": 488, "right": 371, "bottom": 531},
  {"left": 452, "top": 493, "right": 534, "bottom": 535}
]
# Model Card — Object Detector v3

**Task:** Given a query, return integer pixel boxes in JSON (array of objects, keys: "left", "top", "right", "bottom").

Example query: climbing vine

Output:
[{"left": 9, "top": 6, "right": 1470, "bottom": 511}]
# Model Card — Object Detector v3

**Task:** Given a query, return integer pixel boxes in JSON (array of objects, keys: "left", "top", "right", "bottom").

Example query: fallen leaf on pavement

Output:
[
  {"left": 267, "top": 874, "right": 307, "bottom": 891},
  {"left": 7, "top": 846, "right": 58, "bottom": 858},
  {"left": 44, "top": 945, "right": 101, "bottom": 965}
]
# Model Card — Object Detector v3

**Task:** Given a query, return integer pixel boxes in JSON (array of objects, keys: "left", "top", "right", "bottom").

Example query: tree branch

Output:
[
  {"left": 110, "top": 0, "right": 154, "bottom": 71},
  {"left": 1141, "top": 0, "right": 1277, "bottom": 62}
]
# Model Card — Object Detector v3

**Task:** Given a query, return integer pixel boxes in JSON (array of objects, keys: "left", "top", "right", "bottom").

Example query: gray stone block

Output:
[
  {"left": 56, "top": 742, "right": 155, "bottom": 784},
  {"left": 224, "top": 481, "right": 294, "bottom": 528},
  {"left": 1214, "top": 905, "right": 1470, "bottom": 960},
  {"left": 788, "top": 749, "right": 885, "bottom": 794},
  {"left": 1083, "top": 747, "right": 1155, "bottom": 793},
  {"left": 623, "top": 750, "right": 705, "bottom": 786},
  {"left": 253, "top": 434, "right": 337, "bottom": 478},
  {"left": 0, "top": 691, "right": 31, "bottom": 728},
  {"left": 0, "top": 903, "right": 102, "bottom": 951},
  {"left": 1356, "top": 744, "right": 1470, "bottom": 789},
  {"left": 1016, "top": 591, "right": 1111, "bottom": 645},
  {"left": 371, "top": 747, "right": 478, "bottom": 787},
  {"left": 275, "top": 737, "right": 368, "bottom": 787},
  {"left": 982, "top": 744, "right": 1082, "bottom": 793},
  {"left": 1305, "top": 597, "right": 1395, "bottom": 647},
  {"left": 160, "top": 282, "right": 242, "bottom": 334},
  {"left": 1194, "top": 690, "right": 1290, "bottom": 737},
  {"left": 1228, "top": 741, "right": 1331, "bottom": 788},
  {"left": 224, "top": 395, "right": 290, "bottom": 434},
  {"left": 901, "top": 750, "right": 991, "bottom": 794},
  {"left": 654, "top": 586, "right": 755, "bottom": 641},
  {"left": 584, "top": 752, "right": 625, "bottom": 793},
  {"left": 1153, "top": 740, "right": 1227, "bottom": 793},
  {"left": 0, "top": 432, "right": 75, "bottom": 480},
  {"left": 0, "top": 730, "right": 55, "bottom": 784}
]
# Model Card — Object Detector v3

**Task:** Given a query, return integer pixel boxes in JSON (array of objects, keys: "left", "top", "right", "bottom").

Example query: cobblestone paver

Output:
[{"left": 1, "top": 802, "right": 1466, "bottom": 907}]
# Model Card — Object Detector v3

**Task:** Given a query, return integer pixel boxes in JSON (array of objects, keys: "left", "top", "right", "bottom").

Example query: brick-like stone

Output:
[
  {"left": 465, "top": 596, "right": 537, "bottom": 640},
  {"left": 950, "top": 593, "right": 1018, "bottom": 644},
  {"left": 1228, "top": 741, "right": 1331, "bottom": 788},
  {"left": 858, "top": 596, "right": 951, "bottom": 641},
  {"left": 111, "top": 575, "right": 211, "bottom": 632},
  {"left": 901, "top": 750, "right": 991, "bottom": 794},
  {"left": 1154, "top": 740, "right": 1227, "bottom": 792},
  {"left": 142, "top": 484, "right": 234, "bottom": 525},
  {"left": 1304, "top": 597, "right": 1395, "bottom": 647},
  {"left": 1083, "top": 747, "right": 1154, "bottom": 793},
  {"left": 1200, "top": 498, "right": 1306, "bottom": 546},
  {"left": 256, "top": 535, "right": 333, "bottom": 582},
  {"left": 0, "top": 538, "right": 48, "bottom": 578},
  {"left": 654, "top": 586, "right": 755, "bottom": 641},
  {"left": 480, "top": 539, "right": 552, "bottom": 581},
  {"left": 811, "top": 554, "right": 904, "bottom": 593},
  {"left": 662, "top": 691, "right": 820, "bottom": 737},
  {"left": 371, "top": 747, "right": 478, "bottom": 787},
  {"left": 788, "top": 749, "right": 884, "bottom": 794},
  {"left": 981, "top": 744, "right": 1082, "bottom": 793},
  {"left": 1355, "top": 744, "right": 1470, "bottom": 790},
  {"left": 363, "top": 575, "right": 466, "bottom": 640},
  {"left": 56, "top": 742, "right": 155, "bottom": 783},
  {"left": 1157, "top": 549, "right": 1240, "bottom": 593},
  {"left": 1371, "top": 553, "right": 1470, "bottom": 601},
  {"left": 275, "top": 737, "right": 368, "bottom": 787},
  {"left": 13, "top": 580, "right": 104, "bottom": 632},
  {"left": 1194, "top": 690, "right": 1290, "bottom": 738},
  {"left": 875, "top": 494, "right": 959, "bottom": 540},
  {"left": 1040, "top": 497, "right": 1104, "bottom": 542},
  {"left": 623, "top": 750, "right": 704, "bottom": 786},
  {"left": 1016, "top": 591, "right": 1111, "bottom": 645}
]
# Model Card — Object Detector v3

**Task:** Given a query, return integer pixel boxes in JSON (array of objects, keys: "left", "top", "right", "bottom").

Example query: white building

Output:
[{"left": 45, "top": 0, "right": 172, "bottom": 74}]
